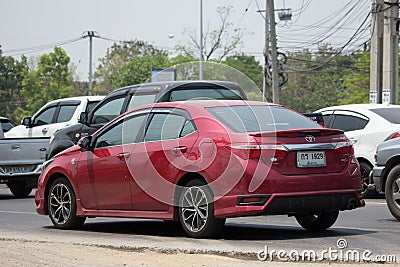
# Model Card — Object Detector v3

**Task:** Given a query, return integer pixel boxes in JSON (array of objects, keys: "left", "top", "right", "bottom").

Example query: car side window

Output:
[
  {"left": 56, "top": 105, "right": 78, "bottom": 123},
  {"left": 330, "top": 115, "right": 368, "bottom": 132},
  {"left": 95, "top": 114, "right": 147, "bottom": 148},
  {"left": 91, "top": 97, "right": 125, "bottom": 125},
  {"left": 144, "top": 113, "right": 187, "bottom": 142},
  {"left": 127, "top": 94, "right": 157, "bottom": 111},
  {"left": 33, "top": 106, "right": 57, "bottom": 126},
  {"left": 180, "top": 120, "right": 196, "bottom": 137}
]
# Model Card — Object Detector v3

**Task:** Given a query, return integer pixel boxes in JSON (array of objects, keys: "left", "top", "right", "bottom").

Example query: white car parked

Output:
[
  {"left": 5, "top": 96, "right": 104, "bottom": 138},
  {"left": 315, "top": 104, "right": 400, "bottom": 197}
]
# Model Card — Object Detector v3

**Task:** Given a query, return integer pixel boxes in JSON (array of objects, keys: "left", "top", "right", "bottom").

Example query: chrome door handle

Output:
[
  {"left": 172, "top": 146, "right": 187, "bottom": 156},
  {"left": 117, "top": 152, "right": 130, "bottom": 161}
]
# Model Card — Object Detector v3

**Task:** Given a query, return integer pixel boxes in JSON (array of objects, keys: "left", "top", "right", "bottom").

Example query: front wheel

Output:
[
  {"left": 295, "top": 211, "right": 339, "bottom": 231},
  {"left": 47, "top": 177, "right": 86, "bottom": 229},
  {"left": 178, "top": 179, "right": 225, "bottom": 238},
  {"left": 385, "top": 165, "right": 400, "bottom": 221},
  {"left": 7, "top": 181, "right": 32, "bottom": 198}
]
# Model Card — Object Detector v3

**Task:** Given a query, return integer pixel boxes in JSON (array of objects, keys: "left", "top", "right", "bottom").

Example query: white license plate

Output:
[
  {"left": 297, "top": 151, "right": 326, "bottom": 168},
  {"left": 4, "top": 167, "right": 26, "bottom": 174}
]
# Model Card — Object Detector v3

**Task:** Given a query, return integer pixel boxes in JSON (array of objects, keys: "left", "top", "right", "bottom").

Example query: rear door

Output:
[{"left": 128, "top": 109, "right": 199, "bottom": 211}]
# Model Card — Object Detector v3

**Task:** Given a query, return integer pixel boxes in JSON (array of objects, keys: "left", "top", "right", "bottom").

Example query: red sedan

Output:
[{"left": 35, "top": 100, "right": 364, "bottom": 238}]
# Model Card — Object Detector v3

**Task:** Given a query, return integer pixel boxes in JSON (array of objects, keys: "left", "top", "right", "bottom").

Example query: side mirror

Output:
[
  {"left": 21, "top": 117, "right": 32, "bottom": 127},
  {"left": 78, "top": 136, "right": 92, "bottom": 151},
  {"left": 78, "top": 112, "right": 88, "bottom": 124}
]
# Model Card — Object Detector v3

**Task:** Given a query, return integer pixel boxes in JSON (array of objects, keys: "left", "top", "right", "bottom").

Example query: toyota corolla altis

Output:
[{"left": 36, "top": 100, "right": 364, "bottom": 238}]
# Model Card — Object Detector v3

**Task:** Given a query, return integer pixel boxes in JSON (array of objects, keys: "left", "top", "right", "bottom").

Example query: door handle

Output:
[
  {"left": 172, "top": 146, "right": 187, "bottom": 156},
  {"left": 42, "top": 128, "right": 49, "bottom": 134},
  {"left": 117, "top": 152, "right": 130, "bottom": 161}
]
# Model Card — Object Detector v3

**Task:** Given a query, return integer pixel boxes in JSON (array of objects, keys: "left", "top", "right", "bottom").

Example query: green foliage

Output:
[
  {"left": 281, "top": 45, "right": 356, "bottom": 112},
  {"left": 340, "top": 51, "right": 370, "bottom": 104},
  {"left": 0, "top": 51, "right": 28, "bottom": 123},
  {"left": 114, "top": 54, "right": 171, "bottom": 87},
  {"left": 94, "top": 40, "right": 168, "bottom": 94},
  {"left": 14, "top": 47, "right": 73, "bottom": 122}
]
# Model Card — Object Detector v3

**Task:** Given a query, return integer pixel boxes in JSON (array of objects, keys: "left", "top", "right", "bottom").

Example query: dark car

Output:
[
  {"left": 47, "top": 80, "right": 247, "bottom": 158},
  {"left": 0, "top": 116, "right": 14, "bottom": 135},
  {"left": 36, "top": 100, "right": 363, "bottom": 238}
]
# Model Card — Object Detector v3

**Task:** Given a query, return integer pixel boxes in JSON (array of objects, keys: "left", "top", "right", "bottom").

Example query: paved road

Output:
[{"left": 0, "top": 185, "right": 399, "bottom": 264}]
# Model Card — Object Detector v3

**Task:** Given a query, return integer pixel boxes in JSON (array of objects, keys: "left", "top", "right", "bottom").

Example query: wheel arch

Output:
[{"left": 173, "top": 172, "right": 209, "bottom": 220}]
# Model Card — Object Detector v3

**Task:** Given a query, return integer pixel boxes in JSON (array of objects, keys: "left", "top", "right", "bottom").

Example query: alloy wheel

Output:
[
  {"left": 390, "top": 177, "right": 400, "bottom": 210},
  {"left": 49, "top": 183, "right": 72, "bottom": 225},
  {"left": 180, "top": 186, "right": 208, "bottom": 233}
]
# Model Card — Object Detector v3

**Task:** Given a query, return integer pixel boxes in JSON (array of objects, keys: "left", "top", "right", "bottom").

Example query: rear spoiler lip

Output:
[{"left": 249, "top": 128, "right": 344, "bottom": 138}]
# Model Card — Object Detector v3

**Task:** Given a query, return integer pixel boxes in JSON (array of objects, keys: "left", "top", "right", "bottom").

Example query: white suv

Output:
[
  {"left": 316, "top": 104, "right": 400, "bottom": 197},
  {"left": 5, "top": 96, "right": 104, "bottom": 138}
]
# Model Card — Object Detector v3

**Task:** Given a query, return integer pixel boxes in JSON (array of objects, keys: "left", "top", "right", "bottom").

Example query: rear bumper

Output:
[{"left": 214, "top": 190, "right": 365, "bottom": 218}]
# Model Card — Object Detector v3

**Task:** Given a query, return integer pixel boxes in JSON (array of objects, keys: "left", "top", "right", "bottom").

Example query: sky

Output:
[{"left": 0, "top": 0, "right": 370, "bottom": 81}]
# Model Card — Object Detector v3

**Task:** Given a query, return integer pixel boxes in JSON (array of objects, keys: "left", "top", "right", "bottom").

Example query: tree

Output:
[
  {"left": 14, "top": 47, "right": 73, "bottom": 121},
  {"left": 280, "top": 45, "right": 355, "bottom": 112},
  {"left": 0, "top": 51, "right": 28, "bottom": 123},
  {"left": 94, "top": 40, "right": 168, "bottom": 94},
  {"left": 178, "top": 6, "right": 245, "bottom": 61}
]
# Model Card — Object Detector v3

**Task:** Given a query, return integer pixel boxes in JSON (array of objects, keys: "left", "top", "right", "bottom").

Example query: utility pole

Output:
[
  {"left": 382, "top": 0, "right": 399, "bottom": 104},
  {"left": 263, "top": 0, "right": 270, "bottom": 101},
  {"left": 199, "top": 0, "right": 204, "bottom": 80},
  {"left": 268, "top": 0, "right": 280, "bottom": 104},
  {"left": 370, "top": 0, "right": 384, "bottom": 104},
  {"left": 82, "top": 31, "right": 97, "bottom": 96}
]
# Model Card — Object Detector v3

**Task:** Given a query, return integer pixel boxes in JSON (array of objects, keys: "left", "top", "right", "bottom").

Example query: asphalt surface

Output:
[{"left": 0, "top": 185, "right": 399, "bottom": 264}]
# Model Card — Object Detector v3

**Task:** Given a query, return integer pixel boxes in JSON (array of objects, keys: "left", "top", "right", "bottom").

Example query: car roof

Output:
[
  {"left": 316, "top": 103, "right": 400, "bottom": 112},
  {"left": 0, "top": 116, "right": 11, "bottom": 121},
  {"left": 45, "top": 96, "right": 105, "bottom": 105},
  {"left": 109, "top": 80, "right": 244, "bottom": 94},
  {"left": 130, "top": 100, "right": 278, "bottom": 111}
]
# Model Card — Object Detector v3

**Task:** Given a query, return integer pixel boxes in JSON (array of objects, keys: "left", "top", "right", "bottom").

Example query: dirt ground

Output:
[{"left": 0, "top": 239, "right": 398, "bottom": 267}]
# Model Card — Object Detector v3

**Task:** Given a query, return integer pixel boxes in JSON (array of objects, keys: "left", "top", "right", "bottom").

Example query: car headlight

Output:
[{"left": 41, "top": 158, "right": 54, "bottom": 172}]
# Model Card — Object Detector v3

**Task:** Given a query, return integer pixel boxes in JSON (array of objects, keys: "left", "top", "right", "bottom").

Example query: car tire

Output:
[
  {"left": 360, "top": 161, "right": 378, "bottom": 198},
  {"left": 7, "top": 181, "right": 32, "bottom": 198},
  {"left": 178, "top": 179, "right": 225, "bottom": 238},
  {"left": 47, "top": 177, "right": 86, "bottom": 229},
  {"left": 385, "top": 165, "right": 400, "bottom": 221},
  {"left": 295, "top": 211, "right": 339, "bottom": 231}
]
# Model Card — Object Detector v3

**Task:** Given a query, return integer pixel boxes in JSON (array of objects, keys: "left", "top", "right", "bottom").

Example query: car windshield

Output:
[
  {"left": 369, "top": 108, "right": 400, "bottom": 124},
  {"left": 206, "top": 105, "right": 321, "bottom": 133}
]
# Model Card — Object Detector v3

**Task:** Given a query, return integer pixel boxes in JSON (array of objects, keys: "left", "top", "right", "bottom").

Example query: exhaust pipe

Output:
[{"left": 347, "top": 198, "right": 357, "bottom": 210}]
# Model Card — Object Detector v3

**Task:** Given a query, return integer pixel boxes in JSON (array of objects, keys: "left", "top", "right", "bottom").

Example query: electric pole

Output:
[
  {"left": 263, "top": 0, "right": 270, "bottom": 101},
  {"left": 268, "top": 0, "right": 280, "bottom": 104},
  {"left": 199, "top": 0, "right": 204, "bottom": 80},
  {"left": 370, "top": 0, "right": 384, "bottom": 104},
  {"left": 82, "top": 31, "right": 97, "bottom": 96},
  {"left": 382, "top": 0, "right": 399, "bottom": 104}
]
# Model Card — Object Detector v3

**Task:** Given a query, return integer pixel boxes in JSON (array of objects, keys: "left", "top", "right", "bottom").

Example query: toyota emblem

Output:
[{"left": 305, "top": 135, "right": 315, "bottom": 143}]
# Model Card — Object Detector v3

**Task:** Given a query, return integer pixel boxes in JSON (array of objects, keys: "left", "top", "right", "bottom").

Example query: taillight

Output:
[
  {"left": 385, "top": 132, "right": 400, "bottom": 141},
  {"left": 228, "top": 144, "right": 261, "bottom": 159},
  {"left": 335, "top": 141, "right": 354, "bottom": 154}
]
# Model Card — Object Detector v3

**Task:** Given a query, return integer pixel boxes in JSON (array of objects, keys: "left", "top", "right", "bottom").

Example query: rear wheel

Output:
[
  {"left": 385, "top": 165, "right": 400, "bottom": 221},
  {"left": 360, "top": 161, "right": 378, "bottom": 198},
  {"left": 47, "top": 177, "right": 85, "bottom": 229},
  {"left": 7, "top": 181, "right": 32, "bottom": 198},
  {"left": 178, "top": 179, "right": 225, "bottom": 238},
  {"left": 295, "top": 211, "right": 339, "bottom": 231}
]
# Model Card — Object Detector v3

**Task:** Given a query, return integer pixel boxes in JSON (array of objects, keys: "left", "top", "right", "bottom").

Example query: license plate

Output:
[
  {"left": 4, "top": 167, "right": 26, "bottom": 174},
  {"left": 297, "top": 151, "right": 326, "bottom": 168}
]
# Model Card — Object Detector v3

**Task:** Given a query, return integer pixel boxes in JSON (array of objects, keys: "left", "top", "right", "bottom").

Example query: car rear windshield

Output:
[
  {"left": 0, "top": 120, "right": 13, "bottom": 132},
  {"left": 170, "top": 88, "right": 243, "bottom": 101},
  {"left": 206, "top": 105, "right": 321, "bottom": 133},
  {"left": 369, "top": 108, "right": 400, "bottom": 124}
]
